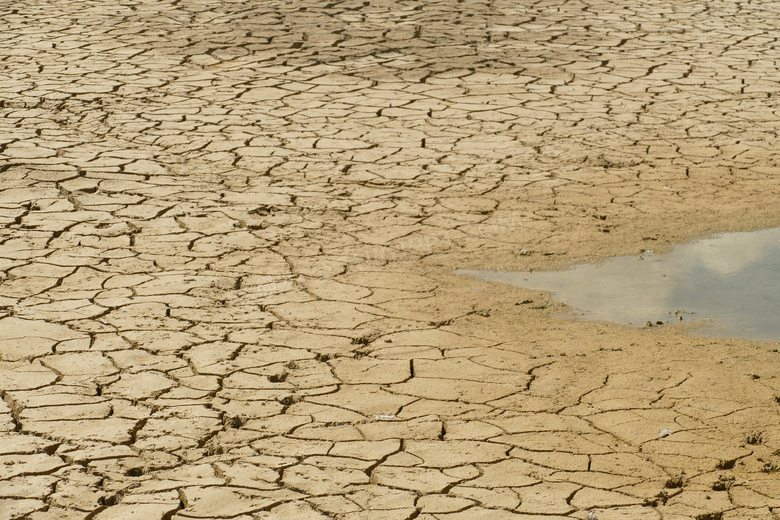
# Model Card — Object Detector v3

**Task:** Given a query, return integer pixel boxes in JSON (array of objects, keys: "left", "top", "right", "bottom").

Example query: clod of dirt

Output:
[
  {"left": 712, "top": 476, "right": 735, "bottom": 491},
  {"left": 665, "top": 475, "right": 685, "bottom": 489},
  {"left": 278, "top": 395, "right": 299, "bottom": 406},
  {"left": 695, "top": 513, "right": 723, "bottom": 520},
  {"left": 268, "top": 372, "right": 288, "bottom": 383},
  {"left": 716, "top": 459, "right": 736, "bottom": 470},
  {"left": 642, "top": 490, "right": 670, "bottom": 507}
]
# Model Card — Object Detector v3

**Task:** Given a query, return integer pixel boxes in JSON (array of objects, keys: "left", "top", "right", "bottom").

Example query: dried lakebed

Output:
[
  {"left": 458, "top": 227, "right": 780, "bottom": 342},
  {"left": 4, "top": 0, "right": 780, "bottom": 517}
]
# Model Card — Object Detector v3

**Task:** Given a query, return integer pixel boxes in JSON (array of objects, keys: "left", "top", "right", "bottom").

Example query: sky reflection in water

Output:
[{"left": 458, "top": 228, "right": 780, "bottom": 342}]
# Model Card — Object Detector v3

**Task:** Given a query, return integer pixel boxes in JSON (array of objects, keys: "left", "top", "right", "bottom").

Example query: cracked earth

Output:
[{"left": 1, "top": 0, "right": 780, "bottom": 518}]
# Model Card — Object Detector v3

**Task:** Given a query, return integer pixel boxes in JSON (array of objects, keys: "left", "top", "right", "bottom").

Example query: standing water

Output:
[{"left": 457, "top": 228, "right": 780, "bottom": 342}]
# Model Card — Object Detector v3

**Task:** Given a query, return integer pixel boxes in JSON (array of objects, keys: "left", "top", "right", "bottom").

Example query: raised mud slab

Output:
[{"left": 1, "top": 0, "right": 780, "bottom": 519}]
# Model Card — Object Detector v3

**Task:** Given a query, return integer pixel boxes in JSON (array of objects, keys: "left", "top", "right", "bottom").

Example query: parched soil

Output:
[{"left": 1, "top": 0, "right": 780, "bottom": 519}]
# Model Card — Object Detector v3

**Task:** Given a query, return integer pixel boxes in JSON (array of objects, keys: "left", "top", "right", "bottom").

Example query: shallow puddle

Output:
[{"left": 458, "top": 227, "right": 780, "bottom": 342}]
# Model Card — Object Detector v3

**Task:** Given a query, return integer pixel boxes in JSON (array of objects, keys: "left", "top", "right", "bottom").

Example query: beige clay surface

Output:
[{"left": 1, "top": 0, "right": 780, "bottom": 518}]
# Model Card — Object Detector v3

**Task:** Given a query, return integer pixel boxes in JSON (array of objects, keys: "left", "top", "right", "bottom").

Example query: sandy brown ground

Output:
[{"left": 1, "top": 0, "right": 780, "bottom": 518}]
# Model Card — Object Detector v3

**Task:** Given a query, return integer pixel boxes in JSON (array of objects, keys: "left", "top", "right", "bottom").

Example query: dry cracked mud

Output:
[{"left": 1, "top": 0, "right": 780, "bottom": 519}]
